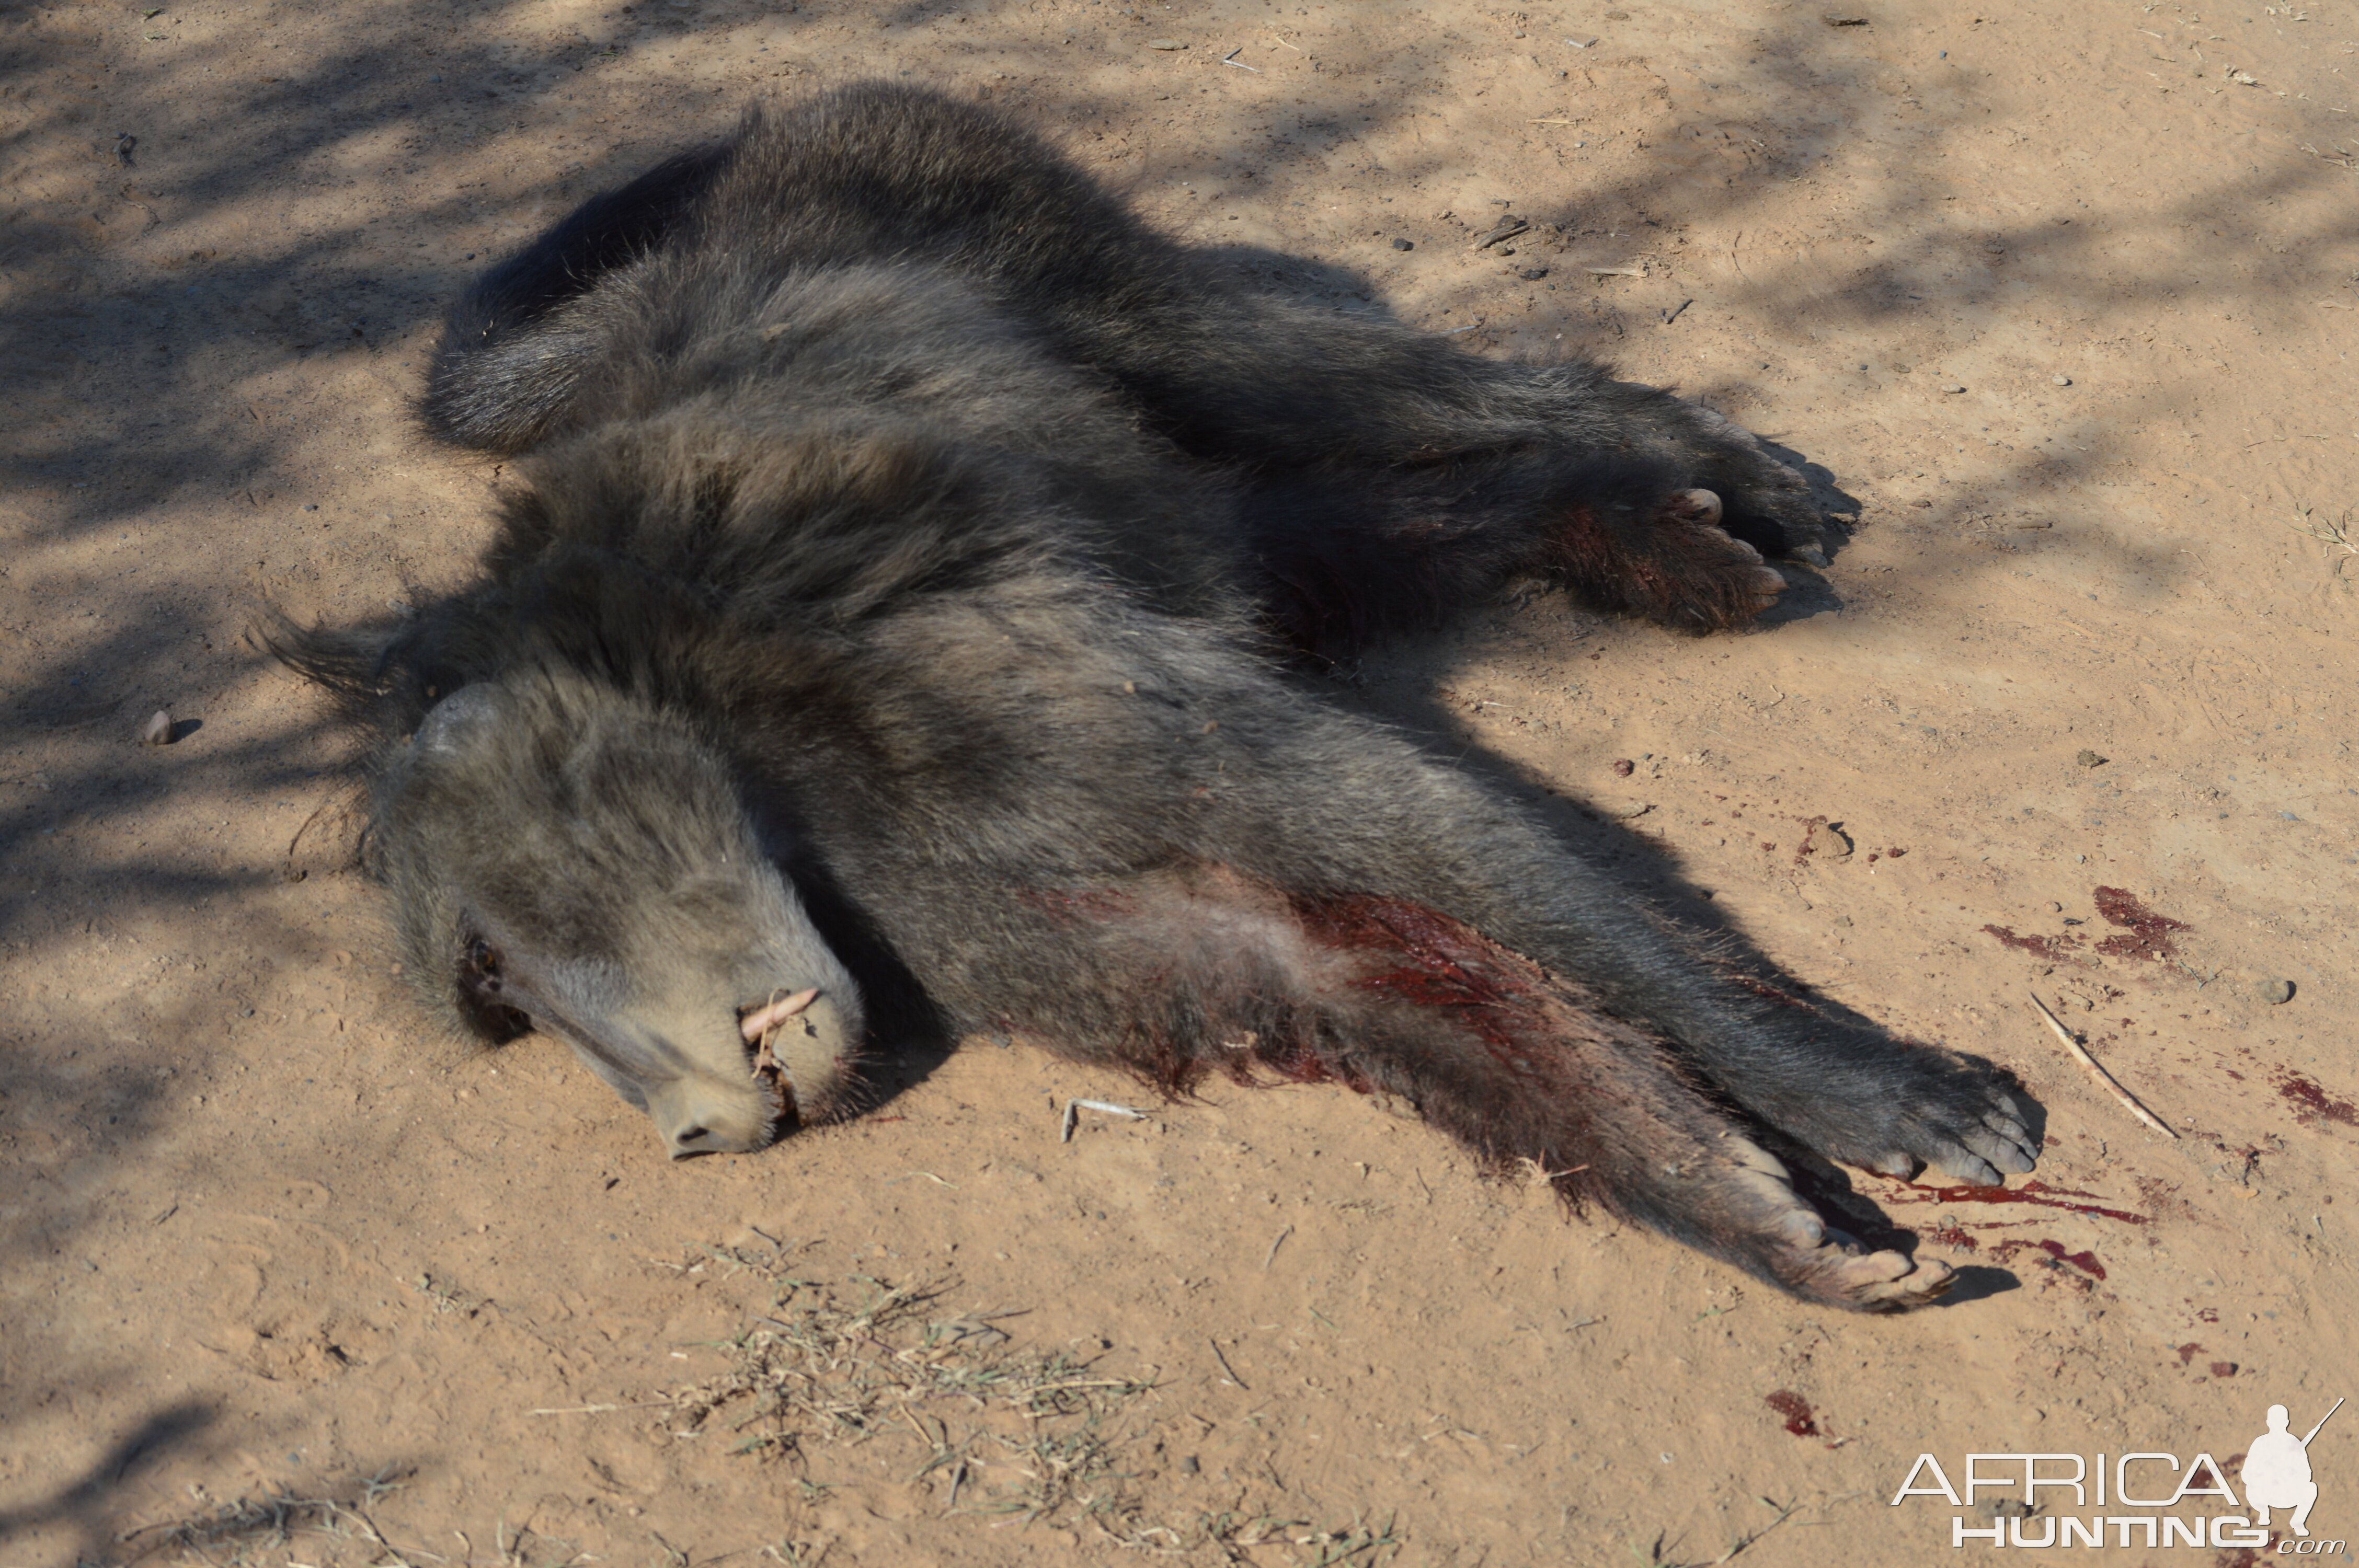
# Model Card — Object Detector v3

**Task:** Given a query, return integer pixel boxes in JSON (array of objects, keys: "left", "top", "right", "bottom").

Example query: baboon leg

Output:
[
  {"left": 1273, "top": 894, "right": 1954, "bottom": 1311},
  {"left": 1151, "top": 688, "right": 2040, "bottom": 1189},
  {"left": 1240, "top": 452, "right": 1792, "bottom": 653},
  {"left": 987, "top": 873, "right": 1951, "bottom": 1310},
  {"left": 422, "top": 143, "right": 736, "bottom": 452}
]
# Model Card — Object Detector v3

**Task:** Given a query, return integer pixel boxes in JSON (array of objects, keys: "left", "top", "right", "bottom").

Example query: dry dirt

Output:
[{"left": 4, "top": 0, "right": 2357, "bottom": 1564}]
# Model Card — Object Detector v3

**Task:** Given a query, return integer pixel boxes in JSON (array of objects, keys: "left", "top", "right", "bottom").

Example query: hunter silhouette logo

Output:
[
  {"left": 2247, "top": 1398, "right": 2341, "bottom": 1539},
  {"left": 1888, "top": 1393, "right": 2345, "bottom": 1550}
]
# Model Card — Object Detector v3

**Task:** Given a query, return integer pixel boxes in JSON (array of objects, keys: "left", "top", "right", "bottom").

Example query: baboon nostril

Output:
[{"left": 675, "top": 1125, "right": 708, "bottom": 1144}]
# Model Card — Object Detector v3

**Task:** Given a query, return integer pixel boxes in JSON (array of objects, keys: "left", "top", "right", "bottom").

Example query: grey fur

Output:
[{"left": 276, "top": 84, "right": 2036, "bottom": 1310}]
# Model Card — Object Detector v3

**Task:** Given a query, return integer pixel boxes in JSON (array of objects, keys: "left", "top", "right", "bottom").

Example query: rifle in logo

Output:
[{"left": 2247, "top": 1397, "right": 2342, "bottom": 1538}]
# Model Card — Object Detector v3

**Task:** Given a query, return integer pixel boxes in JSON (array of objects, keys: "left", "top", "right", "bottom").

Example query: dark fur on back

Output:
[{"left": 278, "top": 84, "right": 2037, "bottom": 1310}]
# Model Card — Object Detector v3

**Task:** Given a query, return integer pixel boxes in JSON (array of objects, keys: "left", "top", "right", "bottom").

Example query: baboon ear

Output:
[{"left": 416, "top": 684, "right": 509, "bottom": 757}]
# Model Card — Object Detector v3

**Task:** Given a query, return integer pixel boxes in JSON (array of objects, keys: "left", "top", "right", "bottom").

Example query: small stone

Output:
[
  {"left": 1612, "top": 758, "right": 1635, "bottom": 777},
  {"left": 1147, "top": 37, "right": 1185, "bottom": 49},
  {"left": 2046, "top": 901, "right": 2063, "bottom": 913},
  {"left": 140, "top": 710, "right": 174, "bottom": 746},
  {"left": 1519, "top": 266, "right": 1550, "bottom": 280},
  {"left": 1911, "top": 498, "right": 1933, "bottom": 508},
  {"left": 2053, "top": 375, "right": 2072, "bottom": 386},
  {"left": 2258, "top": 978, "right": 2295, "bottom": 1005},
  {"left": 2075, "top": 749, "right": 2107, "bottom": 768},
  {"left": 1823, "top": 11, "right": 1870, "bottom": 24},
  {"left": 1941, "top": 383, "right": 1967, "bottom": 394},
  {"left": 1392, "top": 237, "right": 1414, "bottom": 250}
]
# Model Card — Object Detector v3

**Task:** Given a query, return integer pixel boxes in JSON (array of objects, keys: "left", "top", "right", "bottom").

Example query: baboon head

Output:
[{"left": 375, "top": 675, "right": 864, "bottom": 1157}]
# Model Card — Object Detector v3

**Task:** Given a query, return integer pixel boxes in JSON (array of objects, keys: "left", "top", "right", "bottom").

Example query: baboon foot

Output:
[
  {"left": 1720, "top": 1137, "right": 1955, "bottom": 1311},
  {"left": 1766, "top": 1048, "right": 2040, "bottom": 1187},
  {"left": 1560, "top": 488, "right": 1792, "bottom": 633}
]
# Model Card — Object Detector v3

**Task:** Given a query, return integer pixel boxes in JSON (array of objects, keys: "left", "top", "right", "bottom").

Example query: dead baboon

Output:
[{"left": 279, "top": 84, "right": 2036, "bottom": 1311}]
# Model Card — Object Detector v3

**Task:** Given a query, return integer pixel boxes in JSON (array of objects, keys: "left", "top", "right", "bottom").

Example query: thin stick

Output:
[
  {"left": 2027, "top": 991, "right": 2179, "bottom": 1138},
  {"left": 1262, "top": 1223, "right": 1293, "bottom": 1270},
  {"left": 527, "top": 1401, "right": 672, "bottom": 1415},
  {"left": 1208, "top": 1338, "right": 1251, "bottom": 1390},
  {"left": 1071, "top": 1098, "right": 1147, "bottom": 1119},
  {"left": 1221, "top": 47, "right": 1260, "bottom": 72}
]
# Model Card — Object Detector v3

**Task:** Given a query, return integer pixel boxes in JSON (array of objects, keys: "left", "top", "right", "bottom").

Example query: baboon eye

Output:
[{"left": 456, "top": 933, "right": 532, "bottom": 1043}]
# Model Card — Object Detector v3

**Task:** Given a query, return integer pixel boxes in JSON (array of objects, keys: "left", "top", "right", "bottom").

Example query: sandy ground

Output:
[{"left": 4, "top": 0, "right": 2357, "bottom": 1563}]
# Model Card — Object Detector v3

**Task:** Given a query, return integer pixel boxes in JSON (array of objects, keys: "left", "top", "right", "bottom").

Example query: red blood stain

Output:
[
  {"left": 2091, "top": 886, "right": 2189, "bottom": 962},
  {"left": 2211, "top": 1362, "right": 2239, "bottom": 1378},
  {"left": 2175, "top": 1342, "right": 2204, "bottom": 1365},
  {"left": 1885, "top": 846, "right": 1908, "bottom": 858},
  {"left": 1981, "top": 924, "right": 2079, "bottom": 960},
  {"left": 1922, "top": 1220, "right": 1980, "bottom": 1251},
  {"left": 1992, "top": 1237, "right": 2106, "bottom": 1281},
  {"left": 2275, "top": 1071, "right": 2359, "bottom": 1128},
  {"left": 1765, "top": 1390, "right": 1819, "bottom": 1437},
  {"left": 1880, "top": 1179, "right": 2148, "bottom": 1226}
]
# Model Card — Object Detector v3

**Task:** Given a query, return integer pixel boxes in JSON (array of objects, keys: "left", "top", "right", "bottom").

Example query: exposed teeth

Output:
[{"left": 740, "top": 986, "right": 820, "bottom": 1043}]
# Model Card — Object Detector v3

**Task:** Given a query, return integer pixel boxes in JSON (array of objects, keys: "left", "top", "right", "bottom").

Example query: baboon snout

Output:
[
  {"left": 646, "top": 1076, "right": 776, "bottom": 1159},
  {"left": 622, "top": 987, "right": 860, "bottom": 1158}
]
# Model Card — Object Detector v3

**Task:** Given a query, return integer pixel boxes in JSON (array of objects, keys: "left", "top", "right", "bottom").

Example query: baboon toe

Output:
[
  {"left": 1668, "top": 487, "right": 1724, "bottom": 526},
  {"left": 1808, "top": 1241, "right": 1956, "bottom": 1312}
]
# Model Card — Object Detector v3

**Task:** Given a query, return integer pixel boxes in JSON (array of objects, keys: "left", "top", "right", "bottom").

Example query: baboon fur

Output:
[{"left": 279, "top": 83, "right": 2036, "bottom": 1311}]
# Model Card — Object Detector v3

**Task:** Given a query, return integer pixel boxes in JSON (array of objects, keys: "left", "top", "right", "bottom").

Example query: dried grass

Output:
[{"left": 667, "top": 1263, "right": 1155, "bottom": 1533}]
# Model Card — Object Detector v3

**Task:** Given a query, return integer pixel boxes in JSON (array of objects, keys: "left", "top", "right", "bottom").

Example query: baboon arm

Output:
[{"left": 422, "top": 142, "right": 736, "bottom": 451}]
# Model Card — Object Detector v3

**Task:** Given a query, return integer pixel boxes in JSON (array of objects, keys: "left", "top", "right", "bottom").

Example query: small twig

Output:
[
  {"left": 1711, "top": 1498, "right": 1803, "bottom": 1565},
  {"left": 1221, "top": 47, "right": 1261, "bottom": 72},
  {"left": 1062, "top": 1098, "right": 1146, "bottom": 1143},
  {"left": 2026, "top": 991, "right": 2179, "bottom": 1138},
  {"left": 1208, "top": 1338, "right": 1251, "bottom": 1389},
  {"left": 1662, "top": 297, "right": 1694, "bottom": 325},
  {"left": 1262, "top": 1223, "right": 1293, "bottom": 1270},
  {"left": 528, "top": 1401, "right": 673, "bottom": 1415},
  {"left": 1529, "top": 117, "right": 1574, "bottom": 125},
  {"left": 1585, "top": 264, "right": 1644, "bottom": 278}
]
